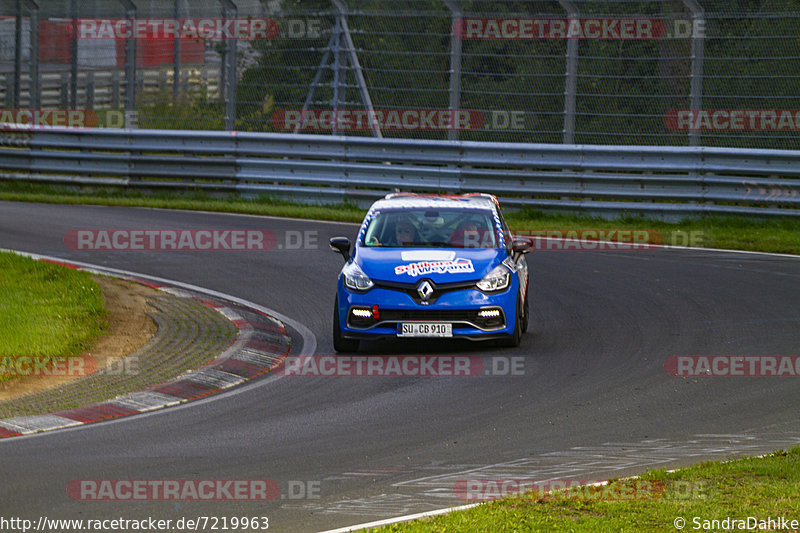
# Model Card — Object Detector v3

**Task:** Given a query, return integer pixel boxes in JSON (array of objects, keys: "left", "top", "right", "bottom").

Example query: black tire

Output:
[
  {"left": 521, "top": 286, "right": 529, "bottom": 334},
  {"left": 498, "top": 295, "right": 522, "bottom": 348},
  {"left": 333, "top": 296, "right": 359, "bottom": 353}
]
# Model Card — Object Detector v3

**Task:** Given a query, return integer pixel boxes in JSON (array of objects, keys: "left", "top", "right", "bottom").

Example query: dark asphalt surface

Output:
[{"left": 1, "top": 201, "right": 800, "bottom": 532}]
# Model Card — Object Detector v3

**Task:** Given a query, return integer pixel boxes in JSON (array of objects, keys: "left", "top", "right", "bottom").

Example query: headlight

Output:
[
  {"left": 342, "top": 261, "right": 374, "bottom": 291},
  {"left": 476, "top": 264, "right": 511, "bottom": 292}
]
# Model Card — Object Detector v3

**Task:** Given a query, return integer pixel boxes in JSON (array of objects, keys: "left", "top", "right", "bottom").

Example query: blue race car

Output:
[{"left": 330, "top": 193, "right": 531, "bottom": 352}]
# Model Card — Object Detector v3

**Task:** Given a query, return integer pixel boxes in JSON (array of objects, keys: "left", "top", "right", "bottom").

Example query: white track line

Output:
[{"left": 319, "top": 503, "right": 483, "bottom": 533}]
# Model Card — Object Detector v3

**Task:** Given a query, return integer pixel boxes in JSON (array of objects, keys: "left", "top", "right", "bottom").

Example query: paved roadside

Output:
[{"left": 0, "top": 263, "right": 292, "bottom": 438}]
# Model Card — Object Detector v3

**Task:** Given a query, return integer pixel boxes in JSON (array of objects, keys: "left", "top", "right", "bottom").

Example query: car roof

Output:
[
  {"left": 357, "top": 193, "right": 508, "bottom": 249},
  {"left": 370, "top": 193, "right": 500, "bottom": 212}
]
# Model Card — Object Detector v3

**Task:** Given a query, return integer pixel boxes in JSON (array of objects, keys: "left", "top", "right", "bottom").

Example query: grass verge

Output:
[
  {"left": 0, "top": 181, "right": 366, "bottom": 223},
  {"left": 1, "top": 181, "right": 800, "bottom": 255},
  {"left": 504, "top": 210, "right": 800, "bottom": 255},
  {"left": 0, "top": 251, "right": 106, "bottom": 383},
  {"left": 371, "top": 447, "right": 800, "bottom": 532}
]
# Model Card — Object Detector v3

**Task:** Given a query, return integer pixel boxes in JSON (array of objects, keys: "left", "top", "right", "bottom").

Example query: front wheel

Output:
[
  {"left": 498, "top": 295, "right": 522, "bottom": 348},
  {"left": 521, "top": 289, "right": 529, "bottom": 334},
  {"left": 333, "top": 295, "right": 359, "bottom": 353}
]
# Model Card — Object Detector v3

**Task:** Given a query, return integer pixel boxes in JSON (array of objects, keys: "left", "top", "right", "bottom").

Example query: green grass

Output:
[
  {"left": 372, "top": 448, "right": 800, "bottom": 532},
  {"left": 504, "top": 209, "right": 800, "bottom": 256},
  {"left": 0, "top": 252, "right": 106, "bottom": 382},
  {"left": 1, "top": 181, "right": 800, "bottom": 255},
  {"left": 0, "top": 181, "right": 366, "bottom": 223}
]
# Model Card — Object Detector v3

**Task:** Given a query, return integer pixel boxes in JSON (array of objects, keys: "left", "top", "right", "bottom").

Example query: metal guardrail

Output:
[{"left": 0, "top": 128, "right": 799, "bottom": 218}]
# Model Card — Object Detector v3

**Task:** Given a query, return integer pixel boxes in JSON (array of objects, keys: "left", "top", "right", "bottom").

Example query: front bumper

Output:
[{"left": 336, "top": 282, "right": 517, "bottom": 340}]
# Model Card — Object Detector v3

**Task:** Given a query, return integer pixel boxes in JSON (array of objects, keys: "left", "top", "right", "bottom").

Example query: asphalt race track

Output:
[{"left": 1, "top": 200, "right": 800, "bottom": 532}]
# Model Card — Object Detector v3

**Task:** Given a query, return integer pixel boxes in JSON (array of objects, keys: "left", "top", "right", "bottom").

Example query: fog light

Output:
[
  {"left": 478, "top": 308, "right": 501, "bottom": 318},
  {"left": 351, "top": 308, "right": 372, "bottom": 318}
]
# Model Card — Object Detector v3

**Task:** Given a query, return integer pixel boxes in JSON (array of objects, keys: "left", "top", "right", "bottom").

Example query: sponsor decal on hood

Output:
[{"left": 394, "top": 258, "right": 475, "bottom": 277}]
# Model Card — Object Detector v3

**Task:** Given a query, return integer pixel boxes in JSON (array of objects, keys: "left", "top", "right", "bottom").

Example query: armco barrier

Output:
[{"left": 0, "top": 128, "right": 798, "bottom": 218}]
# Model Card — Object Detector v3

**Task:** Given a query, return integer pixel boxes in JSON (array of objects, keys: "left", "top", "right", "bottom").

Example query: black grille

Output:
[{"left": 372, "top": 279, "right": 477, "bottom": 304}]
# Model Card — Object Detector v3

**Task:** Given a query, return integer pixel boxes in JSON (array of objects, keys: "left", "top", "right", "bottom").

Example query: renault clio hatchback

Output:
[{"left": 330, "top": 193, "right": 531, "bottom": 352}]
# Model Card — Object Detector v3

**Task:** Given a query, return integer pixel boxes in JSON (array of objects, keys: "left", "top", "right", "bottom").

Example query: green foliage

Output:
[
  {"left": 136, "top": 89, "right": 226, "bottom": 130},
  {"left": 224, "top": 0, "right": 800, "bottom": 147}
]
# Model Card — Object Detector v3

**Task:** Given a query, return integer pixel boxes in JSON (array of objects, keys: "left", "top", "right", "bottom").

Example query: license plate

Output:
[{"left": 398, "top": 322, "right": 453, "bottom": 338}]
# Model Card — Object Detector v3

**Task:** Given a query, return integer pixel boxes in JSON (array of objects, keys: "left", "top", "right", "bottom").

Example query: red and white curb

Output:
[{"left": 0, "top": 251, "right": 315, "bottom": 439}]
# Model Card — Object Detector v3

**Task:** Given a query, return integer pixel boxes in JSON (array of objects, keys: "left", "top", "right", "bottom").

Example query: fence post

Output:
[
  {"left": 559, "top": 0, "right": 579, "bottom": 144},
  {"left": 173, "top": 0, "right": 181, "bottom": 103},
  {"left": 331, "top": 16, "right": 345, "bottom": 135},
  {"left": 119, "top": 0, "right": 137, "bottom": 129},
  {"left": 13, "top": 0, "right": 21, "bottom": 109},
  {"left": 683, "top": 0, "right": 705, "bottom": 147},
  {"left": 219, "top": 0, "right": 238, "bottom": 131},
  {"left": 25, "top": 0, "right": 40, "bottom": 110},
  {"left": 69, "top": 0, "right": 78, "bottom": 108},
  {"left": 443, "top": 0, "right": 463, "bottom": 142}
]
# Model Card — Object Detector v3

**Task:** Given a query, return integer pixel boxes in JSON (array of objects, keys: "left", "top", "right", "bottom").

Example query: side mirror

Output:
[
  {"left": 511, "top": 238, "right": 531, "bottom": 262},
  {"left": 329, "top": 237, "right": 351, "bottom": 262}
]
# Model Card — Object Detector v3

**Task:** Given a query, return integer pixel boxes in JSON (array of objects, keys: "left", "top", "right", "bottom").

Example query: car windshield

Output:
[{"left": 363, "top": 208, "right": 498, "bottom": 248}]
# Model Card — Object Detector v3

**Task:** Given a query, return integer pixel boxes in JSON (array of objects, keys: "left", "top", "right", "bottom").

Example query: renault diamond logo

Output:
[{"left": 417, "top": 280, "right": 434, "bottom": 301}]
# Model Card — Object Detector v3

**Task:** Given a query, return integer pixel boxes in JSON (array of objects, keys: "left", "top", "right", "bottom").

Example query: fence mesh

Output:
[{"left": 1, "top": 0, "right": 800, "bottom": 148}]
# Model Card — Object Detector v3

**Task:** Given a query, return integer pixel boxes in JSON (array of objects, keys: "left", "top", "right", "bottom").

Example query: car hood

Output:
[{"left": 355, "top": 247, "right": 506, "bottom": 284}]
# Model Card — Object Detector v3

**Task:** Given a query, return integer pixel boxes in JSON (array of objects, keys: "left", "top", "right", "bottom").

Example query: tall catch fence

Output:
[{"left": 1, "top": 1, "right": 799, "bottom": 148}]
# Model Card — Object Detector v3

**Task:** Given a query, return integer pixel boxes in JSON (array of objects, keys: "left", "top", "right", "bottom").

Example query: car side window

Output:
[{"left": 498, "top": 212, "right": 514, "bottom": 251}]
